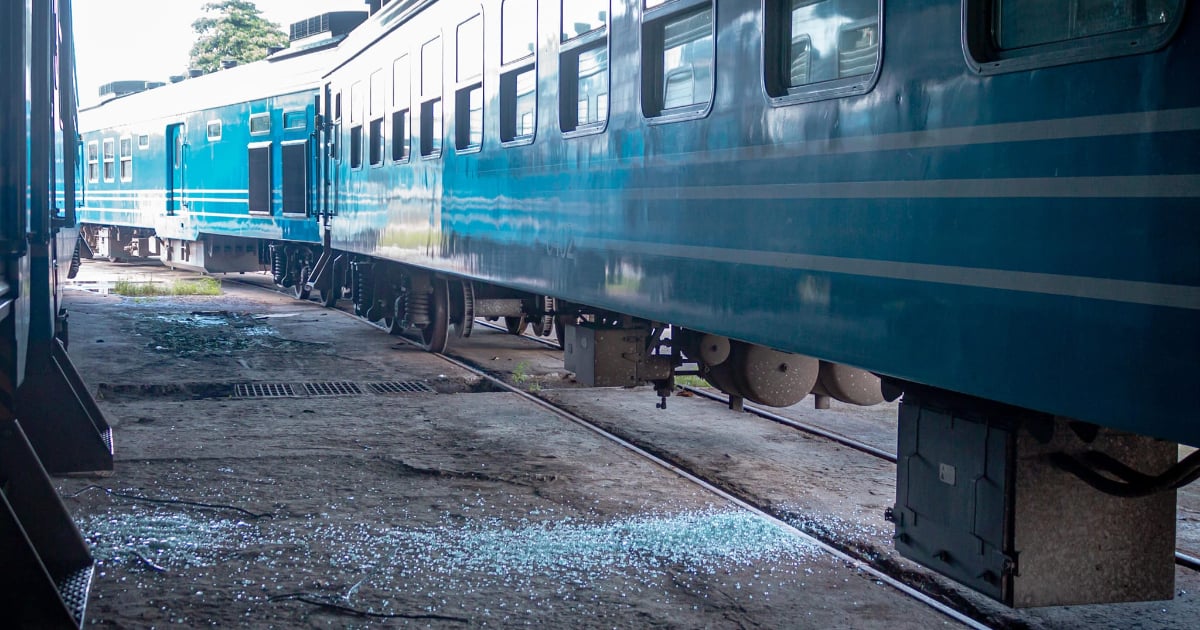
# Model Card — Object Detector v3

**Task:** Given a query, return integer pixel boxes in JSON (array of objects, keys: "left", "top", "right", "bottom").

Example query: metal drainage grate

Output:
[
  {"left": 367, "top": 381, "right": 435, "bottom": 394},
  {"left": 235, "top": 383, "right": 297, "bottom": 398},
  {"left": 304, "top": 382, "right": 364, "bottom": 397}
]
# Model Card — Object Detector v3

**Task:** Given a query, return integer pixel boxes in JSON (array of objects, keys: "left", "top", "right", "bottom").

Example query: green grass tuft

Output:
[
  {"left": 112, "top": 277, "right": 221, "bottom": 297},
  {"left": 674, "top": 375, "right": 711, "bottom": 388}
]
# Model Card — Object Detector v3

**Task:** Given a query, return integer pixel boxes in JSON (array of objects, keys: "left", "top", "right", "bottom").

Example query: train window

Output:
[
  {"left": 281, "top": 140, "right": 309, "bottom": 216},
  {"left": 420, "top": 36, "right": 443, "bottom": 158},
  {"left": 86, "top": 141, "right": 99, "bottom": 183},
  {"left": 392, "top": 55, "right": 411, "bottom": 162},
  {"left": 370, "top": 69, "right": 385, "bottom": 166},
  {"left": 137, "top": 134, "right": 149, "bottom": 149},
  {"left": 562, "top": 0, "right": 607, "bottom": 40},
  {"left": 559, "top": 1, "right": 609, "bottom": 135},
  {"left": 642, "top": 0, "right": 714, "bottom": 120},
  {"left": 102, "top": 139, "right": 115, "bottom": 182},
  {"left": 248, "top": 142, "right": 272, "bottom": 214},
  {"left": 350, "top": 80, "right": 364, "bottom": 169},
  {"left": 207, "top": 121, "right": 222, "bottom": 142},
  {"left": 119, "top": 137, "right": 133, "bottom": 182},
  {"left": 455, "top": 14, "right": 484, "bottom": 152},
  {"left": 763, "top": 0, "right": 881, "bottom": 104},
  {"left": 250, "top": 113, "right": 271, "bottom": 135},
  {"left": 501, "top": 0, "right": 537, "bottom": 144},
  {"left": 502, "top": 0, "right": 536, "bottom": 64},
  {"left": 964, "top": 0, "right": 1184, "bottom": 74},
  {"left": 283, "top": 111, "right": 306, "bottom": 130}
]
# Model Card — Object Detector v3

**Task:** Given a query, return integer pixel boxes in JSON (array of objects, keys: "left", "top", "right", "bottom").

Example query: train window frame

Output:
[
  {"left": 455, "top": 12, "right": 485, "bottom": 154},
  {"left": 420, "top": 35, "right": 444, "bottom": 159},
  {"left": 559, "top": 1, "right": 611, "bottom": 137},
  {"left": 249, "top": 112, "right": 271, "bottom": 135},
  {"left": 350, "top": 80, "right": 364, "bottom": 170},
  {"left": 207, "top": 120, "right": 222, "bottom": 142},
  {"left": 137, "top": 134, "right": 149, "bottom": 150},
  {"left": 962, "top": 0, "right": 1186, "bottom": 75},
  {"left": 369, "top": 69, "right": 386, "bottom": 167},
  {"left": 102, "top": 138, "right": 115, "bottom": 183},
  {"left": 500, "top": 0, "right": 537, "bottom": 146},
  {"left": 119, "top": 136, "right": 133, "bottom": 182},
  {"left": 392, "top": 54, "right": 412, "bottom": 163},
  {"left": 761, "top": 0, "right": 883, "bottom": 107},
  {"left": 86, "top": 141, "right": 99, "bottom": 183},
  {"left": 641, "top": 0, "right": 716, "bottom": 124},
  {"left": 283, "top": 111, "right": 306, "bottom": 130},
  {"left": 247, "top": 141, "right": 273, "bottom": 215},
  {"left": 280, "top": 139, "right": 310, "bottom": 217}
]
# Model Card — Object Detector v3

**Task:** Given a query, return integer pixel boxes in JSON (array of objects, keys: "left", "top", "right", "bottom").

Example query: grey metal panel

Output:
[{"left": 894, "top": 399, "right": 1013, "bottom": 602}]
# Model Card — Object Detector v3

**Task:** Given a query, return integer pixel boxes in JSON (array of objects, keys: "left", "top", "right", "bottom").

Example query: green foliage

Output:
[
  {"left": 113, "top": 277, "right": 222, "bottom": 297},
  {"left": 189, "top": 1, "right": 288, "bottom": 74},
  {"left": 675, "top": 375, "right": 712, "bottom": 388},
  {"left": 512, "top": 361, "right": 530, "bottom": 384}
]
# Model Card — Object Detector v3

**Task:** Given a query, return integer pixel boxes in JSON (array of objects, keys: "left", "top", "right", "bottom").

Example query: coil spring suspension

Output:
[
  {"left": 406, "top": 290, "right": 430, "bottom": 327},
  {"left": 352, "top": 262, "right": 374, "bottom": 317},
  {"left": 270, "top": 246, "right": 286, "bottom": 285}
]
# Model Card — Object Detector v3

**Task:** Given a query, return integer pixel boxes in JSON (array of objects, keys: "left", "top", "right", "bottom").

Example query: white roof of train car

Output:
[{"left": 79, "top": 43, "right": 339, "bottom": 131}]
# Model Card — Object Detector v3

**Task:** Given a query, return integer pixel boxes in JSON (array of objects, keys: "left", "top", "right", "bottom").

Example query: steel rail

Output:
[
  {"left": 233, "top": 277, "right": 1200, "bottom": 586},
  {"left": 423, "top": 350, "right": 991, "bottom": 629}
]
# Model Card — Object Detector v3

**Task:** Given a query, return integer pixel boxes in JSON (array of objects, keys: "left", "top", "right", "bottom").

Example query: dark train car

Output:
[{"left": 1, "top": 0, "right": 114, "bottom": 626}]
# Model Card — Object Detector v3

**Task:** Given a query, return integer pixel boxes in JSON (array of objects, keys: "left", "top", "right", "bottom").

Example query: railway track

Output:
[
  {"left": 471, "top": 318, "right": 1200, "bottom": 574},
  {"left": 232, "top": 277, "right": 1197, "bottom": 624}
]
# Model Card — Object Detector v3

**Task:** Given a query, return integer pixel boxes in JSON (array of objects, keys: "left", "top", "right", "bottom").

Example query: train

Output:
[
  {"left": 1, "top": 0, "right": 114, "bottom": 626},
  {"left": 77, "top": 0, "right": 1199, "bottom": 608}
]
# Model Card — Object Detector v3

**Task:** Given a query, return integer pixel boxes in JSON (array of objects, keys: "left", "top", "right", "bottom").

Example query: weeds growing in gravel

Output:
[{"left": 113, "top": 277, "right": 221, "bottom": 297}]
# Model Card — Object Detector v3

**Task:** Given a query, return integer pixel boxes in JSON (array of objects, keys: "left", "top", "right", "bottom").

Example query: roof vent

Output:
[
  {"left": 97, "top": 80, "right": 165, "bottom": 99},
  {"left": 288, "top": 11, "right": 368, "bottom": 42},
  {"left": 221, "top": 59, "right": 238, "bottom": 70},
  {"left": 188, "top": 68, "right": 204, "bottom": 78}
]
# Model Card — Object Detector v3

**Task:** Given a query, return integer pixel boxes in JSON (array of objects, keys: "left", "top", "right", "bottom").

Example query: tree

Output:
[{"left": 188, "top": 1, "right": 288, "bottom": 74}]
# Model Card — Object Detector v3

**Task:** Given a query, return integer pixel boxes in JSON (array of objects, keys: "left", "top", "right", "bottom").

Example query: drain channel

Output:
[{"left": 234, "top": 381, "right": 435, "bottom": 399}]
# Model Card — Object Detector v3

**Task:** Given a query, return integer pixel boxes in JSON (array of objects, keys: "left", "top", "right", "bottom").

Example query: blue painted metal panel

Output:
[{"left": 320, "top": 1, "right": 1200, "bottom": 445}]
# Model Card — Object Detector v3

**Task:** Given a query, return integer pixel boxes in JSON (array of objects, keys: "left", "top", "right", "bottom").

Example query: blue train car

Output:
[
  {"left": 75, "top": 0, "right": 1200, "bottom": 606},
  {"left": 321, "top": 0, "right": 1199, "bottom": 443},
  {"left": 76, "top": 15, "right": 362, "bottom": 273},
  {"left": 310, "top": 0, "right": 1198, "bottom": 606}
]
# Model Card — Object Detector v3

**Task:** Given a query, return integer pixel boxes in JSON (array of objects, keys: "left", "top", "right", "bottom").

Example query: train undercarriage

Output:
[{"left": 77, "top": 226, "right": 1198, "bottom": 608}]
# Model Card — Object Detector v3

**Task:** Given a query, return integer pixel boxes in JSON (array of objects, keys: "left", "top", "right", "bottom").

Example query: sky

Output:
[{"left": 72, "top": 0, "right": 369, "bottom": 107}]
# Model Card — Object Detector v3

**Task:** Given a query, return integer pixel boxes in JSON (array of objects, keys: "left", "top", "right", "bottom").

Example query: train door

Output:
[{"left": 166, "top": 122, "right": 185, "bottom": 214}]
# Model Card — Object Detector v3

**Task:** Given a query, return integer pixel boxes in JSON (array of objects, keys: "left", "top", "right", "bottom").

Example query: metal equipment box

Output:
[
  {"left": 893, "top": 391, "right": 1176, "bottom": 607},
  {"left": 562, "top": 322, "right": 648, "bottom": 387}
]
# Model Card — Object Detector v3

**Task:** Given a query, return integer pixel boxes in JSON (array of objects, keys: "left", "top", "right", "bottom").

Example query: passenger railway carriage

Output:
[
  {"left": 77, "top": 0, "right": 1199, "bottom": 607},
  {"left": 3, "top": 0, "right": 113, "bottom": 625}
]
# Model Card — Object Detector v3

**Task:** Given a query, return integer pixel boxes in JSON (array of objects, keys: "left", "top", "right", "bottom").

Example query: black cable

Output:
[
  {"left": 68, "top": 484, "right": 273, "bottom": 519},
  {"left": 1050, "top": 449, "right": 1200, "bottom": 498},
  {"left": 268, "top": 593, "right": 469, "bottom": 622}
]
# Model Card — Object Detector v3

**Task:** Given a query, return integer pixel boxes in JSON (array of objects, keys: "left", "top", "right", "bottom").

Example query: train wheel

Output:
[
  {"left": 535, "top": 296, "right": 556, "bottom": 336},
  {"left": 455, "top": 280, "right": 475, "bottom": 339},
  {"left": 504, "top": 315, "right": 528, "bottom": 335},
  {"left": 417, "top": 278, "right": 450, "bottom": 353},
  {"left": 293, "top": 263, "right": 312, "bottom": 300}
]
